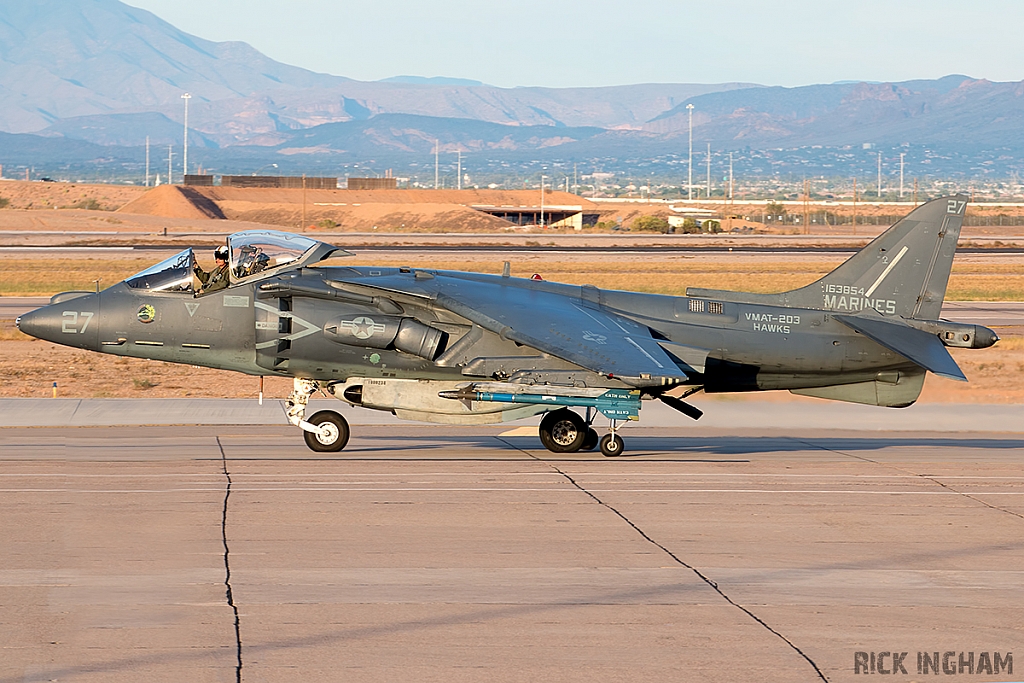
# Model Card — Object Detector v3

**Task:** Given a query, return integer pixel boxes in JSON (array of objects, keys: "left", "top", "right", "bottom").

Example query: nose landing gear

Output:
[
  {"left": 287, "top": 378, "right": 350, "bottom": 453},
  {"left": 598, "top": 417, "right": 625, "bottom": 457},
  {"left": 303, "top": 410, "right": 350, "bottom": 453}
]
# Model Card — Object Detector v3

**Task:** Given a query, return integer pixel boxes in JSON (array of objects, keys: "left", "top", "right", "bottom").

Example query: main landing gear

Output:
[
  {"left": 538, "top": 408, "right": 625, "bottom": 457},
  {"left": 288, "top": 378, "right": 350, "bottom": 453}
]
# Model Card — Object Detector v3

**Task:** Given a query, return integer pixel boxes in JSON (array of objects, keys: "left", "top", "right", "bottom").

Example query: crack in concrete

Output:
[
  {"left": 217, "top": 436, "right": 243, "bottom": 683},
  {"left": 497, "top": 437, "right": 829, "bottom": 683},
  {"left": 799, "top": 438, "right": 1024, "bottom": 522}
]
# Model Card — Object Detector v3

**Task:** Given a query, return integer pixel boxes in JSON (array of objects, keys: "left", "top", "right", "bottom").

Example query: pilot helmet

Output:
[{"left": 214, "top": 245, "right": 229, "bottom": 261}]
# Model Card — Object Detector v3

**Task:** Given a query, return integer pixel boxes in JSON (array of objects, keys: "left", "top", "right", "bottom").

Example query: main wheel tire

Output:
[
  {"left": 539, "top": 409, "right": 586, "bottom": 453},
  {"left": 599, "top": 433, "right": 625, "bottom": 457},
  {"left": 581, "top": 428, "right": 599, "bottom": 452},
  {"left": 303, "top": 410, "right": 351, "bottom": 453}
]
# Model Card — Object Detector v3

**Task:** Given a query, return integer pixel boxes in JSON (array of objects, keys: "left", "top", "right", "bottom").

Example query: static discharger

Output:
[{"left": 438, "top": 387, "right": 641, "bottom": 420}]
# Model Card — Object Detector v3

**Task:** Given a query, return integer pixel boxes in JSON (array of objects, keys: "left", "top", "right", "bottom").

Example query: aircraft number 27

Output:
[
  {"left": 947, "top": 200, "right": 966, "bottom": 215},
  {"left": 62, "top": 311, "right": 94, "bottom": 334}
]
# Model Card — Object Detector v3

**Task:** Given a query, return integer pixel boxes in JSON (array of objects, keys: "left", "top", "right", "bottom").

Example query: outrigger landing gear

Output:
[
  {"left": 287, "top": 378, "right": 350, "bottom": 453},
  {"left": 599, "top": 419, "right": 625, "bottom": 457}
]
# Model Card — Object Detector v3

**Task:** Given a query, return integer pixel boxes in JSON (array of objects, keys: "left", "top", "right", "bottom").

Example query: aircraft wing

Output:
[
  {"left": 833, "top": 313, "right": 967, "bottom": 382},
  {"left": 336, "top": 272, "right": 695, "bottom": 387}
]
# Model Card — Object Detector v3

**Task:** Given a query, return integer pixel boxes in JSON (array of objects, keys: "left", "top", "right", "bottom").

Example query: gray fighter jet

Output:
[{"left": 17, "top": 195, "right": 998, "bottom": 456}]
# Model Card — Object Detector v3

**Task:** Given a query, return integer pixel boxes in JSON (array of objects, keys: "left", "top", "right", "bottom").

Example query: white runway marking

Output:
[
  {"left": 5, "top": 472, "right": 1023, "bottom": 480},
  {"left": 2, "top": 487, "right": 1022, "bottom": 495}
]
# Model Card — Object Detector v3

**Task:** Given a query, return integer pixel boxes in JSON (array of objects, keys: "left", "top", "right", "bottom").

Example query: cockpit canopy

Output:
[
  {"left": 124, "top": 248, "right": 194, "bottom": 292},
  {"left": 123, "top": 229, "right": 347, "bottom": 293},
  {"left": 228, "top": 231, "right": 321, "bottom": 281}
]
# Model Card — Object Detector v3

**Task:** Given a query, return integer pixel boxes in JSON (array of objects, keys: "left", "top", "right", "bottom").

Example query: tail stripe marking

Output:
[{"left": 864, "top": 245, "right": 909, "bottom": 298}]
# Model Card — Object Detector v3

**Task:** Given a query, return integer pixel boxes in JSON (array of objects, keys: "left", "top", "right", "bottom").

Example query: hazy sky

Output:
[{"left": 125, "top": 0, "right": 1024, "bottom": 88}]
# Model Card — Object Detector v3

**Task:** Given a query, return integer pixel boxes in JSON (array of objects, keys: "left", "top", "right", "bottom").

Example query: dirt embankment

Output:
[
  {"left": 0, "top": 179, "right": 145, "bottom": 211},
  {"left": 116, "top": 185, "right": 226, "bottom": 220},
  {"left": 7, "top": 180, "right": 1024, "bottom": 238},
  {"left": 116, "top": 187, "right": 598, "bottom": 232},
  {"left": 197, "top": 188, "right": 590, "bottom": 206},
  {"left": 219, "top": 202, "right": 518, "bottom": 232}
]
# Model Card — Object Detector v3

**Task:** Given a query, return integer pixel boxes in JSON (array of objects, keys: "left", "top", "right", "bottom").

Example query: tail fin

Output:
[{"left": 687, "top": 194, "right": 967, "bottom": 319}]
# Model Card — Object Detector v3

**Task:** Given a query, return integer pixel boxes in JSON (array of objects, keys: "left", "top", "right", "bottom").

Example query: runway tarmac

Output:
[{"left": 2, "top": 410, "right": 1022, "bottom": 682}]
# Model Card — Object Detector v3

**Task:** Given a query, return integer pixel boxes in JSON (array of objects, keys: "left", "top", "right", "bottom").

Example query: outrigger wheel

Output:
[
  {"left": 599, "top": 432, "right": 625, "bottom": 457},
  {"left": 303, "top": 410, "right": 351, "bottom": 453},
  {"left": 539, "top": 408, "right": 587, "bottom": 453}
]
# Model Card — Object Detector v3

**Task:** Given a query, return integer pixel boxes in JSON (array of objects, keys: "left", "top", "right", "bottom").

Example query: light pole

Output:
[
  {"left": 540, "top": 175, "right": 546, "bottom": 227},
  {"left": 145, "top": 136, "right": 150, "bottom": 187},
  {"left": 728, "top": 152, "right": 733, "bottom": 200},
  {"left": 434, "top": 139, "right": 439, "bottom": 189},
  {"left": 900, "top": 152, "right": 905, "bottom": 198},
  {"left": 877, "top": 151, "right": 882, "bottom": 199},
  {"left": 455, "top": 150, "right": 462, "bottom": 190},
  {"left": 181, "top": 93, "right": 191, "bottom": 180},
  {"left": 686, "top": 103, "right": 694, "bottom": 201},
  {"left": 706, "top": 142, "right": 711, "bottom": 199}
]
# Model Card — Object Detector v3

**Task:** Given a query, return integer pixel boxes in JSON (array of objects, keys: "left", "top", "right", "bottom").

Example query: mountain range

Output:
[
  {"left": 0, "top": 0, "right": 751, "bottom": 143},
  {"left": 2, "top": 0, "right": 1024, "bottom": 179}
]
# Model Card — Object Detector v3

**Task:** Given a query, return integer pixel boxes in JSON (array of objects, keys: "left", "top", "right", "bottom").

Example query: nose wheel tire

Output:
[
  {"left": 303, "top": 410, "right": 350, "bottom": 452},
  {"left": 599, "top": 433, "right": 624, "bottom": 457},
  {"left": 539, "top": 409, "right": 587, "bottom": 453}
]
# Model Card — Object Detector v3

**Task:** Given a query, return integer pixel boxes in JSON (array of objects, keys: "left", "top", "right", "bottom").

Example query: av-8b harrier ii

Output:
[{"left": 17, "top": 195, "right": 997, "bottom": 456}]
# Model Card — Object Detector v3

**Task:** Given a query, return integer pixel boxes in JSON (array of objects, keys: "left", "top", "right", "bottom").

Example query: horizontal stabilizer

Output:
[{"left": 834, "top": 314, "right": 967, "bottom": 382}]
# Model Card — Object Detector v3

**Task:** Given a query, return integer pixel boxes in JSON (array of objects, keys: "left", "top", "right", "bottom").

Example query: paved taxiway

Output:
[{"left": 2, "top": 405, "right": 1022, "bottom": 682}]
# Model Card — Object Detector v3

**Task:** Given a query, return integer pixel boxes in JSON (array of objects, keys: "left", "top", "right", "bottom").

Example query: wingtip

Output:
[{"left": 936, "top": 370, "right": 969, "bottom": 383}]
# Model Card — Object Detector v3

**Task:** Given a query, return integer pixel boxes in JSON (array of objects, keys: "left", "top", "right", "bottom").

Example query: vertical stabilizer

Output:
[{"left": 802, "top": 194, "right": 966, "bottom": 319}]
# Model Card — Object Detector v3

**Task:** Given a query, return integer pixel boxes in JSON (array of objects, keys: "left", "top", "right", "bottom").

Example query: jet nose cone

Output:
[
  {"left": 15, "top": 307, "right": 51, "bottom": 340},
  {"left": 973, "top": 325, "right": 999, "bottom": 349},
  {"left": 16, "top": 300, "right": 100, "bottom": 349}
]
